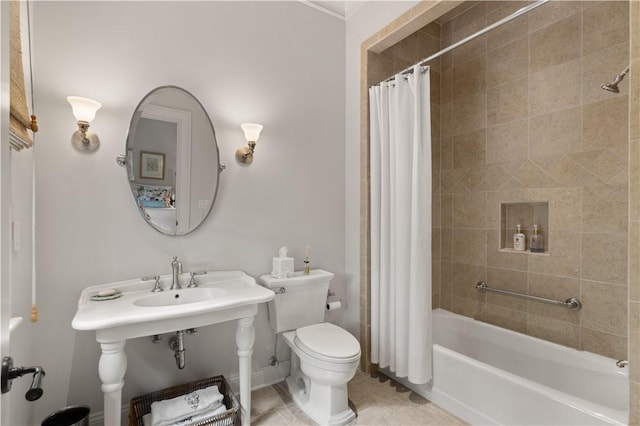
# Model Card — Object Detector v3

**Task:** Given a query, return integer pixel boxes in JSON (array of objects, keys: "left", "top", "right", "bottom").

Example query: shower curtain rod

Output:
[{"left": 382, "top": 0, "right": 549, "bottom": 84}]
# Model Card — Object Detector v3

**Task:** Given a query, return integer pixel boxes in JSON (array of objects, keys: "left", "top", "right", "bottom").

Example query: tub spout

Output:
[{"left": 616, "top": 360, "right": 628, "bottom": 368}]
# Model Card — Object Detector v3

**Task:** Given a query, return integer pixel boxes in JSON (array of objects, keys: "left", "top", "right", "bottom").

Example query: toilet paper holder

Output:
[{"left": 326, "top": 290, "right": 342, "bottom": 311}]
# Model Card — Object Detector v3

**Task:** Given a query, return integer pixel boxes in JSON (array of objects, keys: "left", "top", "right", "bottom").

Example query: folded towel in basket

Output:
[
  {"left": 143, "top": 403, "right": 227, "bottom": 426},
  {"left": 150, "top": 385, "right": 226, "bottom": 426}
]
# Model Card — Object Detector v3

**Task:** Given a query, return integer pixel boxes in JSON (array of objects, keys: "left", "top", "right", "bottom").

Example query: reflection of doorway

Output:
[{"left": 141, "top": 105, "right": 191, "bottom": 234}]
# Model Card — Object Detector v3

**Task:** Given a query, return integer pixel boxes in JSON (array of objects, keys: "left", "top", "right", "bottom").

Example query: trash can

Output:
[{"left": 42, "top": 405, "right": 90, "bottom": 426}]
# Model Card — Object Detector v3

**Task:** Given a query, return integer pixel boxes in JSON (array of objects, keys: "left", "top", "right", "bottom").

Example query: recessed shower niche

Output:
[{"left": 500, "top": 202, "right": 549, "bottom": 253}]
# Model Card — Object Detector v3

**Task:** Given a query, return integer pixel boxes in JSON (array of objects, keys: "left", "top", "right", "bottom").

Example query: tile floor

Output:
[{"left": 250, "top": 370, "right": 467, "bottom": 425}]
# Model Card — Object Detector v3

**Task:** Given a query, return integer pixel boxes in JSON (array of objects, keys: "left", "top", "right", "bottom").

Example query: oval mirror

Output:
[{"left": 125, "top": 86, "right": 220, "bottom": 236}]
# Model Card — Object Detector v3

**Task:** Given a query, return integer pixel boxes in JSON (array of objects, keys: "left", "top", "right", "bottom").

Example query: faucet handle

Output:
[
  {"left": 142, "top": 275, "right": 163, "bottom": 292},
  {"left": 187, "top": 271, "right": 206, "bottom": 288}
]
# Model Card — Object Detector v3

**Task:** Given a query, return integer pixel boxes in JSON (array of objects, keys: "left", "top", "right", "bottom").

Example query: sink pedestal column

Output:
[
  {"left": 99, "top": 341, "right": 127, "bottom": 426},
  {"left": 236, "top": 316, "right": 255, "bottom": 426}
]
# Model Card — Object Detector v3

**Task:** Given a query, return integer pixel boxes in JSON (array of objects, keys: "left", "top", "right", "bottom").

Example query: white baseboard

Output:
[{"left": 89, "top": 363, "right": 291, "bottom": 425}]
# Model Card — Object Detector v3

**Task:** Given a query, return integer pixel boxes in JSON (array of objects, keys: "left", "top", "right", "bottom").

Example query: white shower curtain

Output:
[{"left": 369, "top": 65, "right": 432, "bottom": 384}]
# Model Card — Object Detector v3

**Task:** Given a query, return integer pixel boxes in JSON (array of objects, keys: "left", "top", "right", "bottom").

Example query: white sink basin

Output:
[
  {"left": 72, "top": 270, "right": 275, "bottom": 342},
  {"left": 133, "top": 288, "right": 226, "bottom": 307}
]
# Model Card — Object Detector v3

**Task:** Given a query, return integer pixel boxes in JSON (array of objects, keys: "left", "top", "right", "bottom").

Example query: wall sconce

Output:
[
  {"left": 67, "top": 96, "right": 102, "bottom": 152},
  {"left": 236, "top": 123, "right": 263, "bottom": 164}
]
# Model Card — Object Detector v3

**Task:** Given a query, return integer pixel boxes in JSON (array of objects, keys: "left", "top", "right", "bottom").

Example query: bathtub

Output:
[{"left": 384, "top": 309, "right": 628, "bottom": 425}]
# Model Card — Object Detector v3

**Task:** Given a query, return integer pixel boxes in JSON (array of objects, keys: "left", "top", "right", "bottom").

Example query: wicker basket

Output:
[{"left": 128, "top": 375, "right": 240, "bottom": 426}]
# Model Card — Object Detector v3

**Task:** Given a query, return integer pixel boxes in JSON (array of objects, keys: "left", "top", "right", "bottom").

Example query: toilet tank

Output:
[{"left": 258, "top": 270, "right": 334, "bottom": 333}]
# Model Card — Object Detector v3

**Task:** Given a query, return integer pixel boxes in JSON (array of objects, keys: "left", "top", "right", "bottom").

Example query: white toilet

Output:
[{"left": 259, "top": 270, "right": 361, "bottom": 426}]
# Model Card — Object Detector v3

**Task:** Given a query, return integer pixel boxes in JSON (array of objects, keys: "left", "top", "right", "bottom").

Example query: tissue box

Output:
[{"left": 272, "top": 257, "right": 294, "bottom": 278}]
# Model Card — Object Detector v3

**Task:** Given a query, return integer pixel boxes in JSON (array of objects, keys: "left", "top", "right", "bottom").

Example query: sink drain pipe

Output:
[{"left": 169, "top": 331, "right": 186, "bottom": 369}]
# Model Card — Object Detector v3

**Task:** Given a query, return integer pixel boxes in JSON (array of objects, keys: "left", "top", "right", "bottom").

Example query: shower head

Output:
[{"left": 602, "top": 66, "right": 630, "bottom": 93}]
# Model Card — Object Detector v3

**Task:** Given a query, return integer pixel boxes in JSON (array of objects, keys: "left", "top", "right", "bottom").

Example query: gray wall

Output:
[{"left": 31, "top": 1, "right": 344, "bottom": 420}]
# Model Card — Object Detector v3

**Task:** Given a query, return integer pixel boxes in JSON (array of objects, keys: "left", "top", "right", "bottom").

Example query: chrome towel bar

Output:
[{"left": 475, "top": 282, "right": 582, "bottom": 311}]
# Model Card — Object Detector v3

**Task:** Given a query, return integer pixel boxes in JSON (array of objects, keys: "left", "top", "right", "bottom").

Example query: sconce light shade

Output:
[
  {"left": 67, "top": 96, "right": 102, "bottom": 152},
  {"left": 241, "top": 123, "right": 263, "bottom": 142},
  {"left": 236, "top": 123, "right": 263, "bottom": 164}
]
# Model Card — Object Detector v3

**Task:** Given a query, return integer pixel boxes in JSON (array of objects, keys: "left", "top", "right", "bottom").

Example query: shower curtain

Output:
[{"left": 369, "top": 65, "right": 432, "bottom": 384}]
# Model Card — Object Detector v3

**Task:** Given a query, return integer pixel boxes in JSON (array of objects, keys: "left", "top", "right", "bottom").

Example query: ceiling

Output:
[{"left": 303, "top": 1, "right": 367, "bottom": 20}]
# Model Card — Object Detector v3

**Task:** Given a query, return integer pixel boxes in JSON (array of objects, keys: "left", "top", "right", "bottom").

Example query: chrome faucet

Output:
[{"left": 171, "top": 256, "right": 182, "bottom": 290}]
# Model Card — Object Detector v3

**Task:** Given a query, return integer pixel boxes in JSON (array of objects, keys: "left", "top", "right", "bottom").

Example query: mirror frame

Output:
[{"left": 125, "top": 85, "right": 221, "bottom": 236}]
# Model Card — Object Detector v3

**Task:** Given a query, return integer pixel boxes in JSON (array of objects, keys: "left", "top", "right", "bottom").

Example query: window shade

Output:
[{"left": 9, "top": 0, "right": 37, "bottom": 151}]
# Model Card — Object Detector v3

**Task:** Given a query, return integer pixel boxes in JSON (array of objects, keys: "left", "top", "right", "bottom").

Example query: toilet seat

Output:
[{"left": 294, "top": 323, "right": 360, "bottom": 364}]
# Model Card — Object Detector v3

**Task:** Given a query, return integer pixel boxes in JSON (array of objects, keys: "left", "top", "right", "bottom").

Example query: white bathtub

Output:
[{"left": 384, "top": 309, "right": 628, "bottom": 425}]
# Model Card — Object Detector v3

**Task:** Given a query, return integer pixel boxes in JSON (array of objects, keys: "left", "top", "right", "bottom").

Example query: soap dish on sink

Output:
[{"left": 90, "top": 290, "right": 122, "bottom": 301}]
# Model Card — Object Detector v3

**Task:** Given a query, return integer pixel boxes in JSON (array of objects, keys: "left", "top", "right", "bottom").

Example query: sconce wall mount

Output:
[
  {"left": 236, "top": 123, "right": 263, "bottom": 164},
  {"left": 67, "top": 96, "right": 102, "bottom": 152}
]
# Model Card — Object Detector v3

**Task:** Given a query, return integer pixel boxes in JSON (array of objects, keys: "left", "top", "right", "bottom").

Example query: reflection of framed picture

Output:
[{"left": 140, "top": 151, "right": 165, "bottom": 179}]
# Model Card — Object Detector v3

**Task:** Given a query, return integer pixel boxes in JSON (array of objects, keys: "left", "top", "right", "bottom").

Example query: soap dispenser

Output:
[
  {"left": 513, "top": 224, "right": 526, "bottom": 251},
  {"left": 530, "top": 224, "right": 544, "bottom": 253}
]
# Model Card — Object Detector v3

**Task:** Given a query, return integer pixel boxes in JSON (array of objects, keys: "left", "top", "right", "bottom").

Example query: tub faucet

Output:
[{"left": 171, "top": 256, "right": 182, "bottom": 290}]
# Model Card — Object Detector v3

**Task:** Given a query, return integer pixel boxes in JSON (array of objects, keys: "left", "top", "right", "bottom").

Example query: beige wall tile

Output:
[
  {"left": 582, "top": 233, "right": 628, "bottom": 284},
  {"left": 529, "top": 59, "right": 582, "bottom": 115},
  {"left": 487, "top": 36, "right": 528, "bottom": 89},
  {"left": 452, "top": 228, "right": 486, "bottom": 265},
  {"left": 582, "top": 184, "right": 628, "bottom": 234},
  {"left": 451, "top": 1, "right": 486, "bottom": 36},
  {"left": 630, "top": 221, "right": 640, "bottom": 302},
  {"left": 452, "top": 294, "right": 484, "bottom": 318},
  {"left": 452, "top": 55, "right": 486, "bottom": 100},
  {"left": 530, "top": 13, "right": 581, "bottom": 73},
  {"left": 440, "top": 102, "right": 453, "bottom": 139},
  {"left": 486, "top": 119, "right": 528, "bottom": 164},
  {"left": 452, "top": 92, "right": 486, "bottom": 135},
  {"left": 510, "top": 160, "right": 556, "bottom": 189},
  {"left": 486, "top": 12, "right": 527, "bottom": 51},
  {"left": 452, "top": 129, "right": 486, "bottom": 169},
  {"left": 583, "top": 1, "right": 629, "bottom": 56},
  {"left": 527, "top": 314, "right": 580, "bottom": 349},
  {"left": 581, "top": 327, "right": 627, "bottom": 360},
  {"left": 476, "top": 303, "right": 528, "bottom": 334},
  {"left": 583, "top": 96, "right": 630, "bottom": 158},
  {"left": 528, "top": 233, "right": 581, "bottom": 278},
  {"left": 486, "top": 267, "right": 528, "bottom": 310},
  {"left": 528, "top": 273, "right": 581, "bottom": 324},
  {"left": 440, "top": 136, "right": 453, "bottom": 171},
  {"left": 441, "top": 227, "right": 453, "bottom": 262},
  {"left": 527, "top": 1, "right": 583, "bottom": 34},
  {"left": 387, "top": 30, "right": 440, "bottom": 65},
  {"left": 528, "top": 107, "right": 582, "bottom": 159},
  {"left": 487, "top": 78, "right": 528, "bottom": 126},
  {"left": 629, "top": 301, "right": 640, "bottom": 383},
  {"left": 440, "top": 260, "right": 453, "bottom": 311},
  {"left": 533, "top": 155, "right": 601, "bottom": 188},
  {"left": 581, "top": 280, "right": 628, "bottom": 335},
  {"left": 452, "top": 192, "right": 486, "bottom": 229},
  {"left": 452, "top": 34, "right": 487, "bottom": 68},
  {"left": 452, "top": 263, "right": 487, "bottom": 304}
]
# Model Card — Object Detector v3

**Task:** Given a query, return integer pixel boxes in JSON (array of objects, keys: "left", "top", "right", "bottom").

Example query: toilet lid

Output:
[{"left": 295, "top": 323, "right": 360, "bottom": 361}]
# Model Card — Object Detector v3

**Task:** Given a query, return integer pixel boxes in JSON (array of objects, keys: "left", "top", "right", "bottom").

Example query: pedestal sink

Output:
[{"left": 72, "top": 271, "right": 274, "bottom": 426}]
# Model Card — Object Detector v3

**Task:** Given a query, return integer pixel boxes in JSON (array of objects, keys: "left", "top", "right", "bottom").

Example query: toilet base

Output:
[{"left": 286, "top": 375, "right": 356, "bottom": 426}]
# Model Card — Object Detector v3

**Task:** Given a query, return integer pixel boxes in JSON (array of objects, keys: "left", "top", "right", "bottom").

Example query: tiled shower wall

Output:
[
  {"left": 361, "top": 1, "right": 640, "bottom": 424},
  {"left": 366, "top": 1, "right": 631, "bottom": 361},
  {"left": 437, "top": 1, "right": 630, "bottom": 360}
]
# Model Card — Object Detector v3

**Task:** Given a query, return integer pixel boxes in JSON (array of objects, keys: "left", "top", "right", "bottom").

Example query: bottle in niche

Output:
[
  {"left": 530, "top": 224, "right": 544, "bottom": 253},
  {"left": 513, "top": 224, "right": 526, "bottom": 251}
]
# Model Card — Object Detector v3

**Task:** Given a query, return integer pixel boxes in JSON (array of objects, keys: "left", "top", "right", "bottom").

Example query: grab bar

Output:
[{"left": 475, "top": 282, "right": 582, "bottom": 311}]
